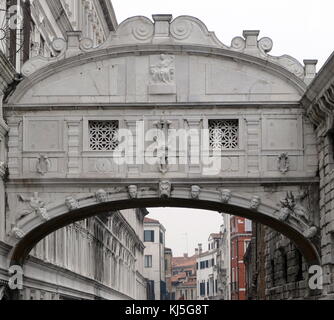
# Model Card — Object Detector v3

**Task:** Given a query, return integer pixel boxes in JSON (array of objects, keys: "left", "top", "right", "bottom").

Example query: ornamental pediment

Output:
[{"left": 20, "top": 14, "right": 316, "bottom": 84}]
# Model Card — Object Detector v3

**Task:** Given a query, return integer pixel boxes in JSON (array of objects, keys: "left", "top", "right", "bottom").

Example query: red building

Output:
[{"left": 230, "top": 216, "right": 252, "bottom": 300}]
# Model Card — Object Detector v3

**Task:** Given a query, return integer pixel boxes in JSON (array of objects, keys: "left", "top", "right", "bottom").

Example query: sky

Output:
[
  {"left": 112, "top": 0, "right": 334, "bottom": 69},
  {"left": 111, "top": 0, "right": 334, "bottom": 257},
  {"left": 147, "top": 208, "right": 225, "bottom": 257}
]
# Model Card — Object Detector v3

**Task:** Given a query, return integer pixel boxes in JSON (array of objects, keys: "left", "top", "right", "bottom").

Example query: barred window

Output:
[
  {"left": 209, "top": 119, "right": 239, "bottom": 150},
  {"left": 89, "top": 120, "right": 119, "bottom": 151}
]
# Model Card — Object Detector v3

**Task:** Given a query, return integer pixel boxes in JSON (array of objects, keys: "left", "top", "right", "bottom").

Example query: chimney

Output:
[
  {"left": 184, "top": 253, "right": 188, "bottom": 258},
  {"left": 198, "top": 243, "right": 202, "bottom": 254},
  {"left": 195, "top": 248, "right": 199, "bottom": 256}
]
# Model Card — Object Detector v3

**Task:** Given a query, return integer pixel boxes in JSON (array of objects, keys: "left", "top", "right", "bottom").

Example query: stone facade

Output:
[{"left": 0, "top": 0, "right": 117, "bottom": 71}]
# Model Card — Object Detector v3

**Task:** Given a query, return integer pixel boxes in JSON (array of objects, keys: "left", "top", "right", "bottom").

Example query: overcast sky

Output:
[
  {"left": 112, "top": 0, "right": 334, "bottom": 257},
  {"left": 113, "top": 0, "right": 334, "bottom": 69}
]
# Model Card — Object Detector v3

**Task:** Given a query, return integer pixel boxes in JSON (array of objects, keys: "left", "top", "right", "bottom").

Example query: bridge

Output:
[{"left": 1, "top": 14, "right": 329, "bottom": 299}]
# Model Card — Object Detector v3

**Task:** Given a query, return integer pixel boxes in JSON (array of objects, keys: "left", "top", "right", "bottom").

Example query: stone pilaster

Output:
[
  {"left": 245, "top": 117, "right": 260, "bottom": 176},
  {"left": 67, "top": 118, "right": 82, "bottom": 177}
]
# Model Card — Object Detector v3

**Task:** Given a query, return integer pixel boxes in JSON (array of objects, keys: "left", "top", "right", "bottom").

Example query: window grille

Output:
[
  {"left": 209, "top": 119, "right": 239, "bottom": 150},
  {"left": 89, "top": 120, "right": 119, "bottom": 151}
]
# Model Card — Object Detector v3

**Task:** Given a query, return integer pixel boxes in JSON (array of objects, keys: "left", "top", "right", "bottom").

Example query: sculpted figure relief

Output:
[
  {"left": 128, "top": 185, "right": 138, "bottom": 199},
  {"left": 277, "top": 191, "right": 311, "bottom": 226},
  {"left": 159, "top": 181, "right": 171, "bottom": 199},
  {"left": 65, "top": 197, "right": 79, "bottom": 211},
  {"left": 18, "top": 192, "right": 49, "bottom": 221},
  {"left": 96, "top": 189, "right": 108, "bottom": 203},
  {"left": 220, "top": 189, "right": 231, "bottom": 204},
  {"left": 150, "top": 54, "right": 175, "bottom": 84},
  {"left": 190, "top": 185, "right": 201, "bottom": 200}
]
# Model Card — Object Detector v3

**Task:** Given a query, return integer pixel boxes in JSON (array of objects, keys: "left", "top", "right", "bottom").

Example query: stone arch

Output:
[{"left": 9, "top": 184, "right": 319, "bottom": 267}]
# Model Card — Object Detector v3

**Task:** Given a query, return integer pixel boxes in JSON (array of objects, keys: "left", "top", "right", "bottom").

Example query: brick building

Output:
[{"left": 230, "top": 216, "right": 252, "bottom": 300}]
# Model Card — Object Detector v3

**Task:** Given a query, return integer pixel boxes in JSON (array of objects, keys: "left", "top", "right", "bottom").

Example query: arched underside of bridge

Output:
[{"left": 9, "top": 187, "right": 320, "bottom": 267}]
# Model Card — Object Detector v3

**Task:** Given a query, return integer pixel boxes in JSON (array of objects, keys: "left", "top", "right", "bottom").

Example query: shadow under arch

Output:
[{"left": 9, "top": 195, "right": 320, "bottom": 267}]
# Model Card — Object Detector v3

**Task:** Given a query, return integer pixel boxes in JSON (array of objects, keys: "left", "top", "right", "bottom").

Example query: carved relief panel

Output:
[
  {"left": 261, "top": 114, "right": 304, "bottom": 176},
  {"left": 21, "top": 117, "right": 66, "bottom": 178}
]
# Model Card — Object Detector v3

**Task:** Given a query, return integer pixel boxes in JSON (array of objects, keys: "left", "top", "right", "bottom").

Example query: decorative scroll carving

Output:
[
  {"left": 250, "top": 196, "right": 261, "bottom": 210},
  {"left": 150, "top": 54, "right": 175, "bottom": 84},
  {"left": 128, "top": 185, "right": 138, "bottom": 199},
  {"left": 190, "top": 185, "right": 201, "bottom": 200},
  {"left": 96, "top": 189, "right": 108, "bottom": 203},
  {"left": 170, "top": 20, "right": 193, "bottom": 40},
  {"left": 220, "top": 189, "right": 231, "bottom": 204},
  {"left": 36, "top": 155, "right": 51, "bottom": 175},
  {"left": 159, "top": 181, "right": 171, "bottom": 199},
  {"left": 258, "top": 37, "right": 273, "bottom": 54},
  {"left": 231, "top": 37, "right": 246, "bottom": 51},
  {"left": 132, "top": 20, "right": 154, "bottom": 41},
  {"left": 18, "top": 192, "right": 49, "bottom": 221},
  {"left": 65, "top": 197, "right": 79, "bottom": 211},
  {"left": 278, "top": 153, "right": 289, "bottom": 174}
]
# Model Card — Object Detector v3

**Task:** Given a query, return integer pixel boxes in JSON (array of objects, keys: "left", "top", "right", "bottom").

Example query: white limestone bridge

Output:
[{"left": 4, "top": 15, "right": 320, "bottom": 268}]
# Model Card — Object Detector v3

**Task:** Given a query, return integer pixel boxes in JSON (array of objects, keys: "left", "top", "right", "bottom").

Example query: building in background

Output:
[
  {"left": 230, "top": 216, "right": 252, "bottom": 300},
  {"left": 196, "top": 233, "right": 223, "bottom": 300},
  {"left": 171, "top": 253, "right": 197, "bottom": 300},
  {"left": 143, "top": 217, "right": 167, "bottom": 300},
  {"left": 164, "top": 248, "right": 173, "bottom": 300},
  {"left": 216, "top": 216, "right": 231, "bottom": 300},
  {"left": 0, "top": 0, "right": 117, "bottom": 72},
  {"left": 0, "top": 0, "right": 148, "bottom": 301}
]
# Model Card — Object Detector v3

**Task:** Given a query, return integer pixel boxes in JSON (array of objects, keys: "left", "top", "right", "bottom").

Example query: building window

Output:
[
  {"left": 245, "top": 219, "right": 252, "bottom": 232},
  {"left": 160, "top": 232, "right": 164, "bottom": 244},
  {"left": 89, "top": 120, "right": 119, "bottom": 151},
  {"left": 244, "top": 240, "right": 251, "bottom": 253},
  {"left": 144, "top": 230, "right": 155, "bottom": 242},
  {"left": 144, "top": 255, "right": 153, "bottom": 268},
  {"left": 209, "top": 119, "right": 239, "bottom": 150},
  {"left": 200, "top": 282, "right": 205, "bottom": 296}
]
